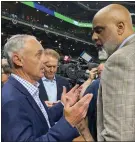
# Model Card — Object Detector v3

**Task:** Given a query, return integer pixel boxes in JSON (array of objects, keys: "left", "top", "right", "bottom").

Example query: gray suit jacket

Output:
[{"left": 97, "top": 36, "right": 135, "bottom": 141}]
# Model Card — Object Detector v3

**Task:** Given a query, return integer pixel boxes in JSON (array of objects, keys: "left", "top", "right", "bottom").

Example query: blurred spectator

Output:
[
  {"left": 83, "top": 64, "right": 104, "bottom": 141},
  {"left": 1, "top": 59, "right": 11, "bottom": 86},
  {"left": 39, "top": 49, "right": 71, "bottom": 107},
  {"left": 2, "top": 64, "right": 11, "bottom": 85},
  {"left": 2, "top": 58, "right": 8, "bottom": 65}
]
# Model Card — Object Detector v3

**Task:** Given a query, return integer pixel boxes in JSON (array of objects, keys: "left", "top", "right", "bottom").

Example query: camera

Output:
[{"left": 57, "top": 56, "right": 99, "bottom": 86}]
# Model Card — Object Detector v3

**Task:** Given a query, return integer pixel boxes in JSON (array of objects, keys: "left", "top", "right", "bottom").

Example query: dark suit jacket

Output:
[
  {"left": 84, "top": 78, "right": 100, "bottom": 141},
  {"left": 2, "top": 76, "right": 79, "bottom": 142},
  {"left": 39, "top": 75, "right": 70, "bottom": 101}
]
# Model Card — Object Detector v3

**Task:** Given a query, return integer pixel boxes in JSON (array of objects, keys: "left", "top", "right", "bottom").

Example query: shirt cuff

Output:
[{"left": 60, "top": 101, "right": 64, "bottom": 107}]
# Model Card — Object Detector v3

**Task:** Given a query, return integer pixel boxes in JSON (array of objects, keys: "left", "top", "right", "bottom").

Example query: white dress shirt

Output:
[{"left": 42, "top": 76, "right": 57, "bottom": 102}]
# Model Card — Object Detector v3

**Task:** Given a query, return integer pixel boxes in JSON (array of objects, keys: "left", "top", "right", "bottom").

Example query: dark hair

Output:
[{"left": 2, "top": 64, "right": 11, "bottom": 74}]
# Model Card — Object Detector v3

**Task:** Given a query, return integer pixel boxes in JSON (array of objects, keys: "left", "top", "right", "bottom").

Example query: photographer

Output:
[
  {"left": 80, "top": 67, "right": 99, "bottom": 96},
  {"left": 82, "top": 64, "right": 104, "bottom": 141}
]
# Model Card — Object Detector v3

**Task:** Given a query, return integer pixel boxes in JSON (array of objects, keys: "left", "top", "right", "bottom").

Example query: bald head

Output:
[
  {"left": 92, "top": 4, "right": 134, "bottom": 56},
  {"left": 93, "top": 4, "right": 132, "bottom": 30}
]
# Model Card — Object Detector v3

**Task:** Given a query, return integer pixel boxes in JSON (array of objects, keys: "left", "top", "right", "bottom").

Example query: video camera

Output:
[{"left": 57, "top": 52, "right": 99, "bottom": 86}]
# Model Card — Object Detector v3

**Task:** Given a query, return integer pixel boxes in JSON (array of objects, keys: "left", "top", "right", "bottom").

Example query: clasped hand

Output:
[{"left": 61, "top": 85, "right": 93, "bottom": 127}]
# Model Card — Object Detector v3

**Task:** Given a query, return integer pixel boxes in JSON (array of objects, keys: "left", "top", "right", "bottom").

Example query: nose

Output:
[
  {"left": 92, "top": 32, "right": 98, "bottom": 42},
  {"left": 50, "top": 67, "right": 54, "bottom": 72}
]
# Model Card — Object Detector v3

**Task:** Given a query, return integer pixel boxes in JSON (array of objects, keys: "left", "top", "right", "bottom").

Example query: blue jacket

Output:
[{"left": 2, "top": 76, "right": 79, "bottom": 142}]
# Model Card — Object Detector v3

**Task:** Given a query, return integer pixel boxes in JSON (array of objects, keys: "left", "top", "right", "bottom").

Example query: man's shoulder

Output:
[
  {"left": 56, "top": 75, "right": 69, "bottom": 82},
  {"left": 2, "top": 82, "right": 25, "bottom": 107},
  {"left": 38, "top": 78, "right": 43, "bottom": 83},
  {"left": 2, "top": 79, "right": 17, "bottom": 95},
  {"left": 107, "top": 42, "right": 135, "bottom": 66},
  {"left": 110, "top": 38, "right": 135, "bottom": 60}
]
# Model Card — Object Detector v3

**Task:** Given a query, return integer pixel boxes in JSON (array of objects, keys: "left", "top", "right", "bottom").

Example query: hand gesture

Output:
[
  {"left": 89, "top": 68, "right": 98, "bottom": 80},
  {"left": 64, "top": 93, "right": 93, "bottom": 127},
  {"left": 44, "top": 101, "right": 54, "bottom": 108},
  {"left": 61, "top": 84, "right": 81, "bottom": 107}
]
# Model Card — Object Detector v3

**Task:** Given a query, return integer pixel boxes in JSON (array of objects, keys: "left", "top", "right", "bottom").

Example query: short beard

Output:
[
  {"left": 98, "top": 48, "right": 109, "bottom": 60},
  {"left": 103, "top": 36, "right": 119, "bottom": 57}
]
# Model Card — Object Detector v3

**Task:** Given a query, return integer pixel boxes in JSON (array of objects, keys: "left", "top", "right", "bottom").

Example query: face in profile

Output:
[
  {"left": 92, "top": 16, "right": 119, "bottom": 56},
  {"left": 19, "top": 39, "right": 45, "bottom": 81},
  {"left": 44, "top": 56, "right": 58, "bottom": 80}
]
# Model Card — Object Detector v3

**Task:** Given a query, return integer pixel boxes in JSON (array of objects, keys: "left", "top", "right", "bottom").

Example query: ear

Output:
[
  {"left": 12, "top": 53, "right": 23, "bottom": 67},
  {"left": 117, "top": 22, "right": 125, "bottom": 35}
]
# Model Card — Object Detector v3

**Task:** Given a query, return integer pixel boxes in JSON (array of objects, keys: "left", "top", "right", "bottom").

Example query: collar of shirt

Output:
[
  {"left": 11, "top": 73, "right": 39, "bottom": 97},
  {"left": 42, "top": 76, "right": 56, "bottom": 83},
  {"left": 118, "top": 33, "right": 135, "bottom": 49}
]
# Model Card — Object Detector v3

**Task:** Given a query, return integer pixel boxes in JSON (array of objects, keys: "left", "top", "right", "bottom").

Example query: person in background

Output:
[
  {"left": 1, "top": 60, "right": 11, "bottom": 86},
  {"left": 2, "top": 58, "right": 8, "bottom": 65},
  {"left": 39, "top": 49, "right": 71, "bottom": 107},
  {"left": 80, "top": 67, "right": 99, "bottom": 96},
  {"left": 92, "top": 4, "right": 135, "bottom": 141},
  {"left": 1, "top": 58, "right": 11, "bottom": 87},
  {"left": 2, "top": 34, "right": 93, "bottom": 142},
  {"left": 84, "top": 63, "right": 104, "bottom": 141},
  {"left": 76, "top": 63, "right": 104, "bottom": 141}
]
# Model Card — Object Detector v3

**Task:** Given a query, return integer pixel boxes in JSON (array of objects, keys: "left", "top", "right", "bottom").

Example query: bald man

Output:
[{"left": 92, "top": 4, "right": 135, "bottom": 141}]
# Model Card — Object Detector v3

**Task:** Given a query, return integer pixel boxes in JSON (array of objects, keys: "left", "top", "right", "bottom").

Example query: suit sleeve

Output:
[
  {"left": 2, "top": 100, "right": 79, "bottom": 142},
  {"left": 48, "top": 102, "right": 64, "bottom": 122},
  {"left": 101, "top": 52, "right": 135, "bottom": 141},
  {"left": 84, "top": 83, "right": 96, "bottom": 116},
  {"left": 64, "top": 78, "right": 71, "bottom": 92},
  {"left": 84, "top": 80, "right": 100, "bottom": 117}
]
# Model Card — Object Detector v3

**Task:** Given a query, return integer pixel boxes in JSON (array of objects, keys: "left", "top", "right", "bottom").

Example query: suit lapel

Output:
[
  {"left": 26, "top": 94, "right": 49, "bottom": 127},
  {"left": 40, "top": 99, "right": 55, "bottom": 127},
  {"left": 39, "top": 79, "right": 48, "bottom": 101},
  {"left": 56, "top": 76, "right": 62, "bottom": 100},
  {"left": 8, "top": 76, "right": 49, "bottom": 127}
]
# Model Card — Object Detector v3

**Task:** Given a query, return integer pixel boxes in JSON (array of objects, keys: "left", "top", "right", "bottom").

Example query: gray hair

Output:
[
  {"left": 4, "top": 34, "right": 37, "bottom": 68},
  {"left": 44, "top": 49, "right": 60, "bottom": 61}
]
